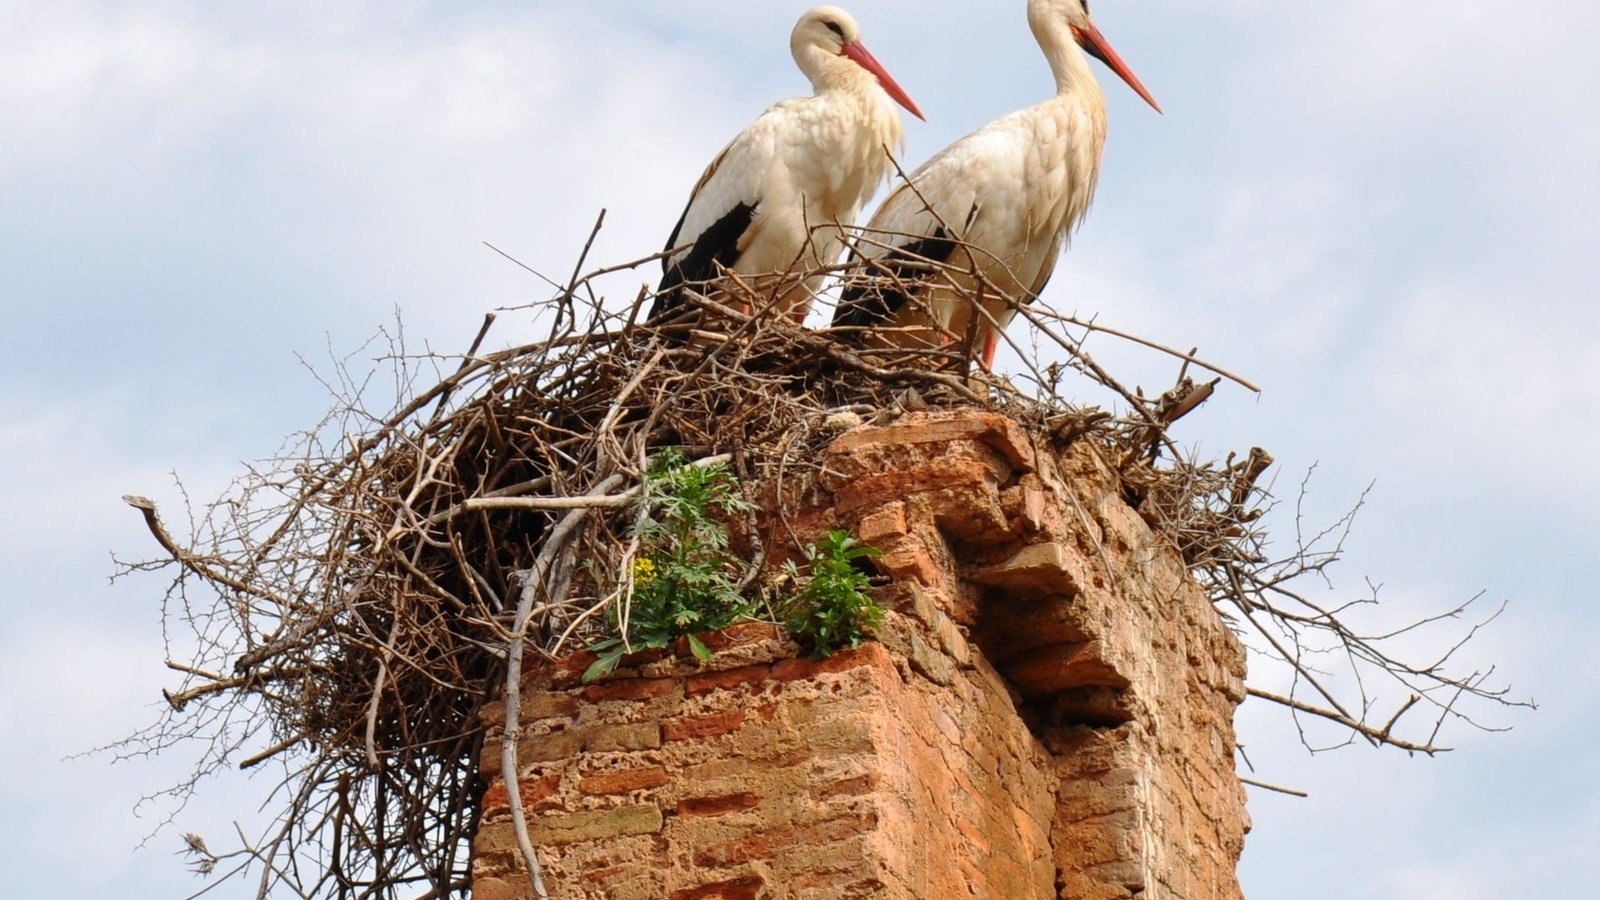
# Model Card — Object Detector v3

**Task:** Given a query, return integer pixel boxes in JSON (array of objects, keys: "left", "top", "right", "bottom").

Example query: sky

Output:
[{"left": 1, "top": 0, "right": 1595, "bottom": 896}]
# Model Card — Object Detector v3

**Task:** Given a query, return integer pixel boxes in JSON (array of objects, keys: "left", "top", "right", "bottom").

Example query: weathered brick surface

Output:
[
  {"left": 582, "top": 721, "right": 661, "bottom": 752},
  {"left": 481, "top": 773, "right": 562, "bottom": 817},
  {"left": 685, "top": 663, "right": 772, "bottom": 696},
  {"left": 470, "top": 876, "right": 522, "bottom": 900},
  {"left": 581, "top": 676, "right": 678, "bottom": 703},
  {"left": 662, "top": 709, "right": 746, "bottom": 741},
  {"left": 526, "top": 805, "right": 664, "bottom": 846},
  {"left": 670, "top": 875, "right": 766, "bottom": 900},
  {"left": 676, "top": 791, "right": 760, "bottom": 817},
  {"left": 474, "top": 409, "right": 1247, "bottom": 899},
  {"left": 577, "top": 766, "right": 668, "bottom": 796}
]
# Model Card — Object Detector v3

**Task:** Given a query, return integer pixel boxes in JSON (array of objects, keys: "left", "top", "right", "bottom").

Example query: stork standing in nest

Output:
[
  {"left": 832, "top": 0, "right": 1160, "bottom": 369},
  {"left": 648, "top": 6, "right": 923, "bottom": 326}
]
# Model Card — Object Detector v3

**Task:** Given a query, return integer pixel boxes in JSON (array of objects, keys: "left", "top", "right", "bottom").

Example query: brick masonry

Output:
[{"left": 473, "top": 410, "right": 1248, "bottom": 899}]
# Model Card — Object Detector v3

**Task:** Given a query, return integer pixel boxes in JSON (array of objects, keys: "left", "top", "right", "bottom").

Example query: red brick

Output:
[
  {"left": 579, "top": 766, "right": 670, "bottom": 796},
  {"left": 582, "top": 676, "right": 679, "bottom": 703},
  {"left": 470, "top": 876, "right": 522, "bottom": 900},
  {"left": 683, "top": 622, "right": 784, "bottom": 653},
  {"left": 550, "top": 650, "right": 597, "bottom": 686},
  {"left": 693, "top": 833, "right": 773, "bottom": 868},
  {"left": 828, "top": 458, "right": 1006, "bottom": 517},
  {"left": 677, "top": 792, "right": 760, "bottom": 818},
  {"left": 693, "top": 813, "right": 878, "bottom": 867},
  {"left": 723, "top": 621, "right": 786, "bottom": 645},
  {"left": 481, "top": 782, "right": 507, "bottom": 816},
  {"left": 813, "top": 774, "right": 875, "bottom": 800},
  {"left": 769, "top": 643, "right": 892, "bottom": 683},
  {"left": 856, "top": 502, "right": 908, "bottom": 544},
  {"left": 481, "top": 772, "right": 562, "bottom": 818},
  {"left": 662, "top": 709, "right": 746, "bottom": 741},
  {"left": 473, "top": 418, "right": 1251, "bottom": 900},
  {"left": 521, "top": 690, "right": 580, "bottom": 720},
  {"left": 686, "top": 664, "right": 772, "bottom": 696},
  {"left": 825, "top": 411, "right": 1035, "bottom": 472},
  {"left": 878, "top": 542, "right": 944, "bottom": 587},
  {"left": 669, "top": 875, "right": 765, "bottom": 900}
]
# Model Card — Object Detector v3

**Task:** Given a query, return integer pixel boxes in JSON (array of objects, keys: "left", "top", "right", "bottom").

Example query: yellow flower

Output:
[{"left": 632, "top": 557, "right": 658, "bottom": 587}]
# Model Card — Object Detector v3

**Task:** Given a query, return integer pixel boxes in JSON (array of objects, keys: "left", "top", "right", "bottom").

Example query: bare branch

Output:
[{"left": 104, "top": 220, "right": 1524, "bottom": 899}]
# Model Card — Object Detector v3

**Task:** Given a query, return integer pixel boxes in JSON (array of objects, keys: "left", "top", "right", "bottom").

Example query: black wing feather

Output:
[
  {"left": 648, "top": 201, "right": 758, "bottom": 321},
  {"left": 831, "top": 227, "right": 956, "bottom": 331}
]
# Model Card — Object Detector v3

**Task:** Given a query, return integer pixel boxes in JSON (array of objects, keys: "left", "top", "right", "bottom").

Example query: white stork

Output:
[
  {"left": 648, "top": 6, "right": 923, "bottom": 325},
  {"left": 832, "top": 0, "right": 1159, "bottom": 368}
]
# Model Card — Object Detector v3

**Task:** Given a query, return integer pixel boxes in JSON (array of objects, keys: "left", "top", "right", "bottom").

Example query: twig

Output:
[
  {"left": 501, "top": 472, "right": 625, "bottom": 899},
  {"left": 1247, "top": 686, "right": 1448, "bottom": 755},
  {"left": 1240, "top": 777, "right": 1309, "bottom": 798},
  {"left": 239, "top": 734, "right": 307, "bottom": 771},
  {"left": 108, "top": 224, "right": 1524, "bottom": 900}
]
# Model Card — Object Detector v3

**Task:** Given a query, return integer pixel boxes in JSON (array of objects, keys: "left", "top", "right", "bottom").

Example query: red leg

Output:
[{"left": 980, "top": 329, "right": 998, "bottom": 372}]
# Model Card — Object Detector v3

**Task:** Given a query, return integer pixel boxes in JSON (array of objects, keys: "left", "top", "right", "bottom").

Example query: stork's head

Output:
[
  {"left": 1031, "top": 0, "right": 1161, "bottom": 113},
  {"left": 792, "top": 6, "right": 925, "bottom": 120}
]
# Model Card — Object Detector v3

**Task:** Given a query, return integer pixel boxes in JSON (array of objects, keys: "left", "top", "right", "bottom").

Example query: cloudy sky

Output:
[{"left": 2, "top": 0, "right": 1595, "bottom": 896}]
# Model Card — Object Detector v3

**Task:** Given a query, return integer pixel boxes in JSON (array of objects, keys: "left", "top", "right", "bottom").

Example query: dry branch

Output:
[{"left": 107, "top": 218, "right": 1526, "bottom": 898}]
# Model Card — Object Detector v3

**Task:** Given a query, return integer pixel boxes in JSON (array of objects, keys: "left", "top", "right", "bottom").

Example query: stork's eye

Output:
[{"left": 824, "top": 21, "right": 845, "bottom": 39}]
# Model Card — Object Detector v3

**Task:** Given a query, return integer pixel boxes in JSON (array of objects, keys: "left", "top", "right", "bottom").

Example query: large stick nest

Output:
[{"left": 111, "top": 221, "right": 1524, "bottom": 899}]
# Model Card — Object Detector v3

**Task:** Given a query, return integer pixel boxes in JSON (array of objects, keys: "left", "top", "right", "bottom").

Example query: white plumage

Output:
[
  {"left": 650, "top": 6, "right": 922, "bottom": 325},
  {"left": 833, "top": 0, "right": 1159, "bottom": 368}
]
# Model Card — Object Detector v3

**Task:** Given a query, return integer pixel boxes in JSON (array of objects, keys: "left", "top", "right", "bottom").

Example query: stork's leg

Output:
[{"left": 980, "top": 329, "right": 999, "bottom": 372}]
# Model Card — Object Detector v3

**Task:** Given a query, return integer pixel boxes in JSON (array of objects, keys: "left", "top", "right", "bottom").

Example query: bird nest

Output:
[{"left": 111, "top": 220, "right": 1521, "bottom": 899}]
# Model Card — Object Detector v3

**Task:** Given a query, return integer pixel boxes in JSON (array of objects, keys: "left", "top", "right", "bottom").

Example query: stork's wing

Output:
[
  {"left": 831, "top": 194, "right": 956, "bottom": 329},
  {"left": 1025, "top": 230, "right": 1064, "bottom": 302},
  {"left": 649, "top": 116, "right": 782, "bottom": 320},
  {"left": 832, "top": 134, "right": 995, "bottom": 329}
]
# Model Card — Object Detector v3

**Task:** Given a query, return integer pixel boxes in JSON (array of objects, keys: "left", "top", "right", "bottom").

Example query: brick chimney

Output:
[{"left": 472, "top": 410, "right": 1248, "bottom": 899}]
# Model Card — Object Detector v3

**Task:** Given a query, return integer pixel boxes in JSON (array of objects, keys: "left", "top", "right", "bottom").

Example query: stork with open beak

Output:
[
  {"left": 647, "top": 6, "right": 924, "bottom": 325},
  {"left": 831, "top": 0, "right": 1159, "bottom": 369}
]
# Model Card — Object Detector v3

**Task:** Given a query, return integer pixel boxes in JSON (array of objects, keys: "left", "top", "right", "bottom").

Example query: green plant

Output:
[
  {"left": 584, "top": 451, "right": 756, "bottom": 682},
  {"left": 780, "top": 531, "right": 884, "bottom": 659}
]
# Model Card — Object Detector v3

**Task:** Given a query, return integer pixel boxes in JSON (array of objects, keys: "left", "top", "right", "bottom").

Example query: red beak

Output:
[
  {"left": 841, "top": 41, "right": 925, "bottom": 121},
  {"left": 1072, "top": 24, "right": 1161, "bottom": 114}
]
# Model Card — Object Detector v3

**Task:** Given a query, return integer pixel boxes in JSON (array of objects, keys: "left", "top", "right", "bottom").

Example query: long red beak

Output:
[
  {"left": 1073, "top": 24, "right": 1161, "bottom": 114},
  {"left": 841, "top": 41, "right": 925, "bottom": 121}
]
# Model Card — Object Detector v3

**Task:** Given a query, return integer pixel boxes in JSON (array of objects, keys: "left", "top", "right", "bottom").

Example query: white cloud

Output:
[
  {"left": 0, "top": 390, "right": 274, "bottom": 897},
  {"left": 1, "top": 0, "right": 756, "bottom": 355},
  {"left": 3, "top": 0, "right": 1597, "bottom": 896},
  {"left": 1366, "top": 278, "right": 1600, "bottom": 474},
  {"left": 0, "top": 617, "right": 269, "bottom": 897}
]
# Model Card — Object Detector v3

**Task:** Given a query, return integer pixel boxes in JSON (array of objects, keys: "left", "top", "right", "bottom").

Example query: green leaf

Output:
[
  {"left": 781, "top": 531, "right": 885, "bottom": 659},
  {"left": 606, "top": 449, "right": 761, "bottom": 665},
  {"left": 686, "top": 633, "right": 714, "bottom": 662},
  {"left": 581, "top": 645, "right": 628, "bottom": 684}
]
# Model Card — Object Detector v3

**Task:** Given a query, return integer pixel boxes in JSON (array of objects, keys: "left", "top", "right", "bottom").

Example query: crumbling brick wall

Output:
[{"left": 472, "top": 410, "right": 1248, "bottom": 899}]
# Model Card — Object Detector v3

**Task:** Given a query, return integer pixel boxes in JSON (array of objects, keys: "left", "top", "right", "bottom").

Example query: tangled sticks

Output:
[{"left": 113, "top": 221, "right": 1522, "bottom": 898}]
